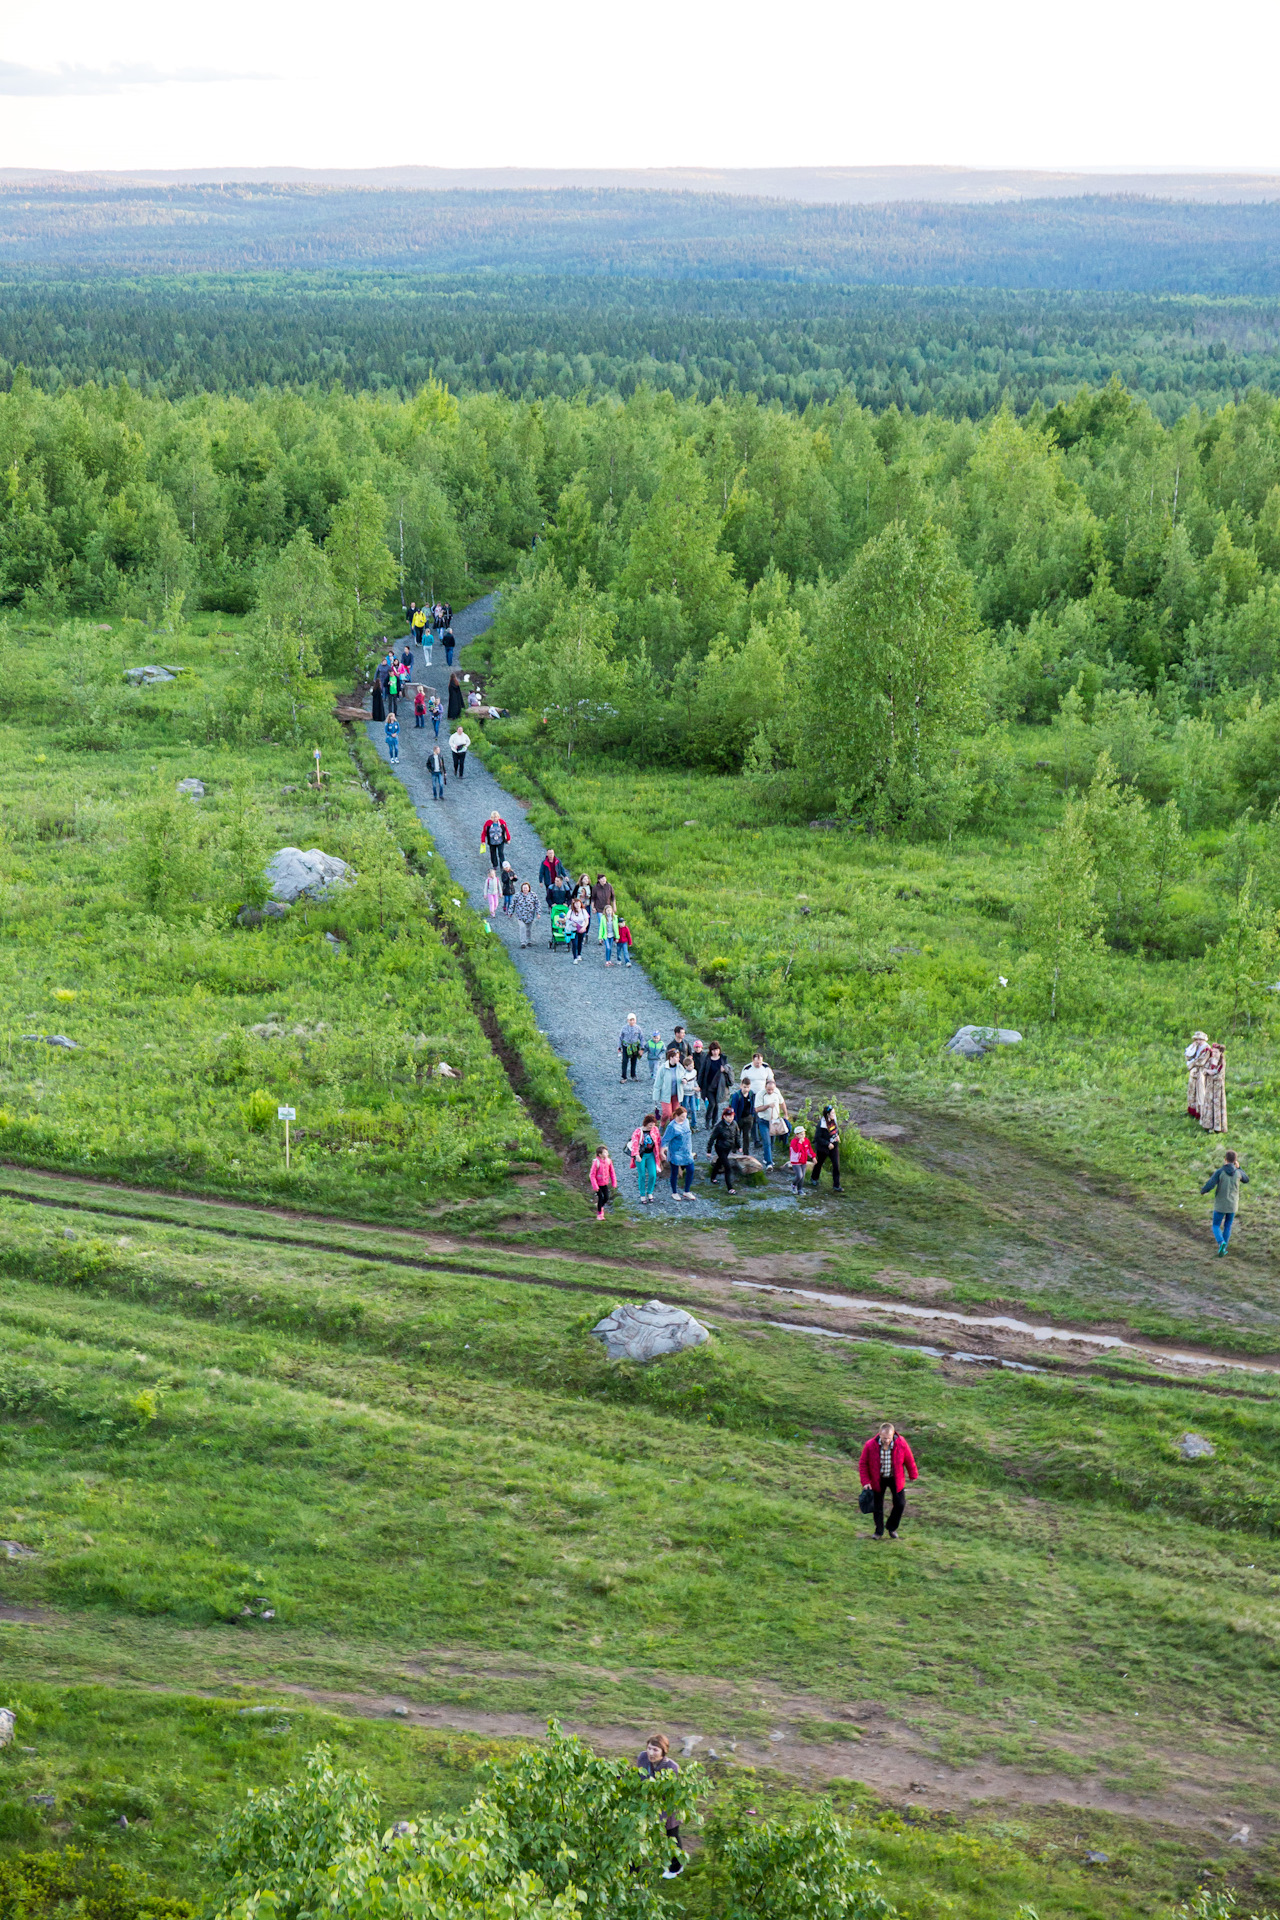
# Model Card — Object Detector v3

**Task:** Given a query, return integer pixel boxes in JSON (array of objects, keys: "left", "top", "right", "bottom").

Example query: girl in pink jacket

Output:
[{"left": 590, "top": 1147, "right": 617, "bottom": 1219}]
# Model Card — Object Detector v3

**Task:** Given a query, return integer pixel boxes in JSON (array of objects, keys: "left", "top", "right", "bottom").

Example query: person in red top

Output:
[
  {"left": 481, "top": 812, "right": 511, "bottom": 870},
  {"left": 858, "top": 1421, "right": 918, "bottom": 1541}
]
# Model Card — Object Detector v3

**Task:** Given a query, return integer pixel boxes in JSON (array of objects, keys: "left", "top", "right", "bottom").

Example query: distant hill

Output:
[
  {"left": 2, "top": 164, "right": 1280, "bottom": 204},
  {"left": 2, "top": 183, "right": 1280, "bottom": 291}
]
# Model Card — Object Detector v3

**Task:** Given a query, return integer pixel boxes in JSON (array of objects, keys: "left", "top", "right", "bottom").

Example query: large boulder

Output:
[
  {"left": 124, "top": 665, "right": 175, "bottom": 685},
  {"left": 592, "top": 1299, "right": 710, "bottom": 1363},
  {"left": 265, "top": 848, "right": 354, "bottom": 904},
  {"left": 944, "top": 1025, "right": 1022, "bottom": 1059}
]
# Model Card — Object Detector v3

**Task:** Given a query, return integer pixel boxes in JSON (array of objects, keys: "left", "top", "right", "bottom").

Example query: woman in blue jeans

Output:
[{"left": 661, "top": 1105, "right": 696, "bottom": 1198}]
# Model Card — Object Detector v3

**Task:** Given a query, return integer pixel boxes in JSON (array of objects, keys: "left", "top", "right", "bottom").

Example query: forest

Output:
[
  {"left": 4, "top": 182, "right": 1280, "bottom": 290},
  {"left": 3, "top": 273, "right": 1280, "bottom": 420}
]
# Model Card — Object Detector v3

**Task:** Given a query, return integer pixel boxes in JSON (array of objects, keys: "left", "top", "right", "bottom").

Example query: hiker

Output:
[
  {"left": 384, "top": 710, "right": 400, "bottom": 761},
  {"left": 449, "top": 724, "right": 471, "bottom": 777},
  {"left": 412, "top": 602, "right": 428, "bottom": 655},
  {"left": 599, "top": 902, "right": 620, "bottom": 964},
  {"left": 406, "top": 600, "right": 419, "bottom": 642},
  {"left": 384, "top": 670, "right": 399, "bottom": 719},
  {"left": 756, "top": 1076, "right": 790, "bottom": 1167},
  {"left": 591, "top": 873, "right": 615, "bottom": 920},
  {"left": 539, "top": 850, "right": 566, "bottom": 896},
  {"left": 370, "top": 674, "right": 385, "bottom": 723},
  {"left": 743, "top": 1049, "right": 772, "bottom": 1099},
  {"left": 546, "top": 871, "right": 573, "bottom": 910},
  {"left": 617, "top": 917, "right": 633, "bottom": 965},
  {"left": 812, "top": 1105, "right": 841, "bottom": 1189},
  {"left": 618, "top": 1015, "right": 644, "bottom": 1081},
  {"left": 671, "top": 1023, "right": 697, "bottom": 1062},
  {"left": 499, "top": 861, "right": 519, "bottom": 914},
  {"left": 707, "top": 1104, "right": 740, "bottom": 1192},
  {"left": 635, "top": 1735, "right": 684, "bottom": 1878},
  {"left": 483, "top": 867, "right": 500, "bottom": 918},
  {"left": 413, "top": 684, "right": 427, "bottom": 729},
  {"left": 426, "top": 740, "right": 447, "bottom": 800},
  {"left": 788, "top": 1124, "right": 816, "bottom": 1193},
  {"left": 565, "top": 897, "right": 590, "bottom": 963},
  {"left": 429, "top": 692, "right": 444, "bottom": 737},
  {"left": 697, "top": 1043, "right": 733, "bottom": 1128},
  {"left": 443, "top": 626, "right": 456, "bottom": 667},
  {"left": 447, "top": 672, "right": 464, "bottom": 721},
  {"left": 590, "top": 1145, "right": 618, "bottom": 1220},
  {"left": 661, "top": 1104, "right": 696, "bottom": 1200},
  {"left": 645, "top": 1031, "right": 666, "bottom": 1082},
  {"left": 654, "top": 1046, "right": 685, "bottom": 1121},
  {"left": 512, "top": 881, "right": 541, "bottom": 947},
  {"left": 858, "top": 1420, "right": 919, "bottom": 1541},
  {"left": 730, "top": 1074, "right": 756, "bottom": 1142},
  {"left": 681, "top": 1055, "right": 702, "bottom": 1130},
  {"left": 1201, "top": 1149, "right": 1248, "bottom": 1255},
  {"left": 481, "top": 811, "right": 511, "bottom": 869},
  {"left": 629, "top": 1112, "right": 662, "bottom": 1204},
  {"left": 400, "top": 642, "right": 414, "bottom": 683}
]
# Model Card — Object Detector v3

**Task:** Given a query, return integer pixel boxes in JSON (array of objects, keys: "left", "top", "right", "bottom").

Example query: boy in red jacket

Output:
[{"left": 859, "top": 1421, "right": 919, "bottom": 1540}]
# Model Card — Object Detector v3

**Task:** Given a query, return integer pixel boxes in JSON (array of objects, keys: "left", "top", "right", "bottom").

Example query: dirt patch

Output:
[
  {"left": 868, "top": 1269, "right": 954, "bottom": 1299},
  {"left": 0, "top": 1602, "right": 59, "bottom": 1625}
]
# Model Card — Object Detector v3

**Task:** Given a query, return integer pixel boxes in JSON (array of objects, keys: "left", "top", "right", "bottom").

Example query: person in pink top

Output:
[
  {"left": 788, "top": 1124, "right": 816, "bottom": 1193},
  {"left": 628, "top": 1112, "right": 662, "bottom": 1204},
  {"left": 858, "top": 1421, "right": 919, "bottom": 1540},
  {"left": 589, "top": 1146, "right": 617, "bottom": 1219}
]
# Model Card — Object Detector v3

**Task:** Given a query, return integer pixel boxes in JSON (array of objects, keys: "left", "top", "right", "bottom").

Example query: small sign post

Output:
[
  {"left": 312, "top": 745, "right": 322, "bottom": 789},
  {"left": 277, "top": 1105, "right": 296, "bottom": 1169}
]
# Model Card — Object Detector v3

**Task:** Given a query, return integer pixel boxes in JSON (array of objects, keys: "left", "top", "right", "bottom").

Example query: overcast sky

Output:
[{"left": 0, "top": 0, "right": 1275, "bottom": 173}]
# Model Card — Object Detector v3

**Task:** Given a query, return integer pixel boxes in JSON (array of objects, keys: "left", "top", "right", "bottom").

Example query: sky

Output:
[{"left": 0, "top": 0, "right": 1276, "bottom": 174}]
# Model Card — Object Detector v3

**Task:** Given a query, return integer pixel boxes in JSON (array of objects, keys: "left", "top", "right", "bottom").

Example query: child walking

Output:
[
  {"left": 590, "top": 1146, "right": 618, "bottom": 1220},
  {"left": 413, "top": 685, "right": 427, "bottom": 729},
  {"left": 500, "top": 861, "right": 519, "bottom": 914},
  {"left": 617, "top": 919, "right": 633, "bottom": 966},
  {"left": 384, "top": 711, "right": 400, "bottom": 761},
  {"left": 788, "top": 1124, "right": 816, "bottom": 1194},
  {"left": 483, "top": 867, "right": 501, "bottom": 919}
]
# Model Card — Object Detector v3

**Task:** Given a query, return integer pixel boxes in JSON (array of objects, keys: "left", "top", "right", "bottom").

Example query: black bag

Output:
[{"left": 858, "top": 1487, "right": 874, "bottom": 1515}]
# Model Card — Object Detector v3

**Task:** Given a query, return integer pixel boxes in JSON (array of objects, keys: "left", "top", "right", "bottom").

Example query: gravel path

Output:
[{"left": 366, "top": 596, "right": 778, "bottom": 1217}]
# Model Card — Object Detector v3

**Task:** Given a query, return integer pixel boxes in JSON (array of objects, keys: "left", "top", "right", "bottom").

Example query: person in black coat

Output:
[
  {"left": 446, "top": 673, "right": 464, "bottom": 721},
  {"left": 812, "top": 1105, "right": 842, "bottom": 1190},
  {"left": 697, "top": 1044, "right": 733, "bottom": 1131},
  {"left": 707, "top": 1107, "right": 740, "bottom": 1191}
]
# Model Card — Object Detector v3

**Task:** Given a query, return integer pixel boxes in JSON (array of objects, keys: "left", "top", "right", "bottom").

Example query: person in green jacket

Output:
[{"left": 1201, "top": 1150, "right": 1248, "bottom": 1255}]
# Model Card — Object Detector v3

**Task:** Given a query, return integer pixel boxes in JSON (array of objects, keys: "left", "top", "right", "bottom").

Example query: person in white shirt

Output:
[
  {"left": 743, "top": 1051, "right": 771, "bottom": 1099},
  {"left": 449, "top": 726, "right": 471, "bottom": 777}
]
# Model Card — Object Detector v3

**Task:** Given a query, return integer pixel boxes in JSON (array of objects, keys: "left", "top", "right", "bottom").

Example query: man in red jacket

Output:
[
  {"left": 858, "top": 1421, "right": 918, "bottom": 1541},
  {"left": 481, "top": 812, "right": 511, "bottom": 870}
]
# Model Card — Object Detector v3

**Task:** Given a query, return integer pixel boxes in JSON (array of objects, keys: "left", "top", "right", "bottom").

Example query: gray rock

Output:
[
  {"left": 1228, "top": 1825, "right": 1250, "bottom": 1846},
  {"left": 1084, "top": 1851, "right": 1109, "bottom": 1865},
  {"left": 28, "top": 1792, "right": 55, "bottom": 1807},
  {"left": 124, "top": 665, "right": 175, "bottom": 685},
  {"left": 591, "top": 1299, "right": 710, "bottom": 1363},
  {"left": 63, "top": 1229, "right": 76, "bottom": 1240},
  {"left": 236, "top": 901, "right": 289, "bottom": 927},
  {"left": 1178, "top": 1432, "right": 1215, "bottom": 1460},
  {"left": 21, "top": 1034, "right": 78, "bottom": 1049},
  {"left": 1, "top": 1541, "right": 37, "bottom": 1560},
  {"left": 944, "top": 1025, "right": 1023, "bottom": 1058},
  {"left": 176, "top": 778, "right": 205, "bottom": 797},
  {"left": 0, "top": 1709, "right": 13, "bottom": 1747},
  {"left": 265, "top": 847, "right": 354, "bottom": 904}
]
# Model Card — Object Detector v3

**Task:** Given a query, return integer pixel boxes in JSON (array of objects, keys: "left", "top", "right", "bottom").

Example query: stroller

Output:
[{"left": 549, "top": 903, "right": 570, "bottom": 950}]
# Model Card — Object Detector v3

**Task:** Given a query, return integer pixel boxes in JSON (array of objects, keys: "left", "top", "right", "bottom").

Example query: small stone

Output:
[
  {"left": 944, "top": 1025, "right": 1021, "bottom": 1058},
  {"left": 889, "top": 944, "right": 922, "bottom": 955},
  {"left": 591, "top": 1300, "right": 710, "bottom": 1363},
  {"left": 324, "top": 931, "right": 342, "bottom": 949},
  {"left": 436, "top": 1061, "right": 459, "bottom": 1078},
  {"left": 680, "top": 1735, "right": 703, "bottom": 1756},
  {"left": 0, "top": 1709, "right": 13, "bottom": 1747},
  {"left": 28, "top": 1792, "right": 55, "bottom": 1807},
  {"left": 391, "top": 1706, "right": 409, "bottom": 1718},
  {"left": 1084, "top": 1852, "right": 1109, "bottom": 1865},
  {"left": 1178, "top": 1433, "right": 1215, "bottom": 1461},
  {"left": 117, "top": 1814, "right": 129, "bottom": 1828},
  {"left": 1, "top": 1541, "right": 37, "bottom": 1561},
  {"left": 176, "top": 778, "right": 205, "bottom": 797},
  {"left": 391, "top": 1820, "right": 414, "bottom": 1836},
  {"left": 63, "top": 1229, "right": 76, "bottom": 1240},
  {"left": 1228, "top": 1825, "right": 1250, "bottom": 1845},
  {"left": 124, "top": 665, "right": 175, "bottom": 685}
]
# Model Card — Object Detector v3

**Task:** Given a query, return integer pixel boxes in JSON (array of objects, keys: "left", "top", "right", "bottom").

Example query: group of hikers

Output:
[
  {"left": 405, "top": 600, "right": 456, "bottom": 665},
  {"left": 590, "top": 1026, "right": 844, "bottom": 1212}
]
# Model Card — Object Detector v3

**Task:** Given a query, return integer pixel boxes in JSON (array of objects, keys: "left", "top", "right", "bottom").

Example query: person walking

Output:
[
  {"left": 697, "top": 1044, "right": 733, "bottom": 1130},
  {"left": 512, "top": 881, "right": 541, "bottom": 946},
  {"left": 599, "top": 903, "right": 620, "bottom": 965},
  {"left": 483, "top": 867, "right": 501, "bottom": 919},
  {"left": 681, "top": 1056, "right": 702, "bottom": 1131},
  {"left": 443, "top": 624, "right": 456, "bottom": 667},
  {"left": 655, "top": 1046, "right": 684, "bottom": 1121},
  {"left": 591, "top": 873, "right": 615, "bottom": 921},
  {"left": 812, "top": 1105, "right": 842, "bottom": 1190},
  {"left": 370, "top": 673, "right": 385, "bottom": 723},
  {"left": 630, "top": 1113, "right": 662, "bottom": 1204},
  {"left": 617, "top": 918, "right": 633, "bottom": 966},
  {"left": 426, "top": 740, "right": 447, "bottom": 800},
  {"left": 406, "top": 600, "right": 419, "bottom": 645},
  {"left": 858, "top": 1421, "right": 919, "bottom": 1541},
  {"left": 384, "top": 710, "right": 400, "bottom": 761},
  {"left": 481, "top": 811, "right": 511, "bottom": 870},
  {"left": 645, "top": 1031, "right": 666, "bottom": 1083},
  {"left": 447, "top": 672, "right": 464, "bottom": 722},
  {"left": 707, "top": 1104, "right": 740, "bottom": 1192},
  {"left": 1201, "top": 1149, "right": 1248, "bottom": 1255},
  {"left": 449, "top": 724, "right": 471, "bottom": 777},
  {"left": 399, "top": 642, "right": 414, "bottom": 684},
  {"left": 384, "top": 671, "right": 399, "bottom": 720},
  {"left": 565, "top": 898, "right": 590, "bottom": 963},
  {"left": 788, "top": 1124, "right": 816, "bottom": 1193},
  {"left": 635, "top": 1735, "right": 684, "bottom": 1879},
  {"left": 413, "top": 684, "right": 427, "bottom": 729},
  {"left": 619, "top": 1014, "right": 644, "bottom": 1081},
  {"left": 429, "top": 692, "right": 444, "bottom": 738},
  {"left": 545, "top": 870, "right": 572, "bottom": 911},
  {"left": 539, "top": 849, "right": 566, "bottom": 895},
  {"left": 590, "top": 1146, "right": 618, "bottom": 1221},
  {"left": 661, "top": 1105, "right": 696, "bottom": 1201},
  {"left": 500, "top": 861, "right": 519, "bottom": 914},
  {"left": 755, "top": 1076, "right": 789, "bottom": 1169},
  {"left": 730, "top": 1075, "right": 756, "bottom": 1144}
]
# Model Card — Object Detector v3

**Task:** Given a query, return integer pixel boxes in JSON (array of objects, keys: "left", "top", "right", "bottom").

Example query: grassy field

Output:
[
  {"left": 1, "top": 1173, "right": 1279, "bottom": 1916},
  {"left": 473, "top": 729, "right": 1280, "bottom": 1276}
]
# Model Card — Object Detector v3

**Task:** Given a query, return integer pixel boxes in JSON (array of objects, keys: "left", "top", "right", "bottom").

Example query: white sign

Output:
[{"left": 277, "top": 1106, "right": 296, "bottom": 1122}]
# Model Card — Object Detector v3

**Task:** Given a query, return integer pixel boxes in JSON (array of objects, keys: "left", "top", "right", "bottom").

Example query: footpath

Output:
[{"left": 367, "top": 596, "right": 738, "bottom": 1215}]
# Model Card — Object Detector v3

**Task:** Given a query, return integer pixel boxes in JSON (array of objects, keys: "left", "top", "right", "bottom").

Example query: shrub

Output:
[
  {"left": 703, "top": 1802, "right": 895, "bottom": 1920},
  {"left": 241, "top": 1089, "right": 277, "bottom": 1133}
]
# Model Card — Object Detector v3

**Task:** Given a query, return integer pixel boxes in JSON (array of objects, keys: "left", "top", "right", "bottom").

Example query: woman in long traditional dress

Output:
[
  {"left": 1185, "top": 1032, "right": 1210, "bottom": 1118},
  {"left": 1200, "top": 1042, "right": 1228, "bottom": 1134}
]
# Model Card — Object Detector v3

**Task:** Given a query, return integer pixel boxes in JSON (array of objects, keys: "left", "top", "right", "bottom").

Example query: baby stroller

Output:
[{"left": 549, "top": 903, "right": 570, "bottom": 950}]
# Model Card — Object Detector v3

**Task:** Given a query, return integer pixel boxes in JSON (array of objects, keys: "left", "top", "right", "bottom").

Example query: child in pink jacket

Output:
[
  {"left": 788, "top": 1125, "right": 816, "bottom": 1194},
  {"left": 590, "top": 1147, "right": 617, "bottom": 1219}
]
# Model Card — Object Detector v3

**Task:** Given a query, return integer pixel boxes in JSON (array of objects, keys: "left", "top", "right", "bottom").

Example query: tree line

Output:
[{"left": 2, "top": 274, "right": 1279, "bottom": 422}]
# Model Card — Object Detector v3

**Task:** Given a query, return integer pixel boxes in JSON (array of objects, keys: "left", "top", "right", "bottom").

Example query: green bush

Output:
[
  {"left": 240, "top": 1089, "right": 277, "bottom": 1133},
  {"left": 703, "top": 1802, "right": 895, "bottom": 1920}
]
